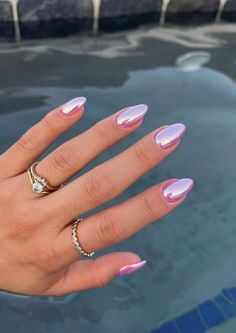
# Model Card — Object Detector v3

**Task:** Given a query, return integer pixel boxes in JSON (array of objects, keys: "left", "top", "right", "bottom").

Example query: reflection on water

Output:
[
  {"left": 0, "top": 24, "right": 236, "bottom": 333},
  {"left": 175, "top": 51, "right": 211, "bottom": 71}
]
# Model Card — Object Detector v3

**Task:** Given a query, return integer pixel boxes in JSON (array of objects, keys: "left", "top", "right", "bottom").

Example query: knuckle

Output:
[
  {"left": 94, "top": 121, "right": 111, "bottom": 142},
  {"left": 52, "top": 145, "right": 76, "bottom": 172},
  {"left": 83, "top": 170, "right": 116, "bottom": 203},
  {"left": 5, "top": 220, "right": 34, "bottom": 242},
  {"left": 4, "top": 204, "right": 39, "bottom": 241},
  {"left": 21, "top": 244, "right": 57, "bottom": 273},
  {"left": 142, "top": 191, "right": 160, "bottom": 218},
  {"left": 95, "top": 212, "right": 125, "bottom": 246},
  {"left": 42, "top": 112, "right": 60, "bottom": 133},
  {"left": 12, "top": 215, "right": 37, "bottom": 240},
  {"left": 92, "top": 274, "right": 108, "bottom": 289},
  {"left": 32, "top": 247, "right": 57, "bottom": 272},
  {"left": 17, "top": 130, "right": 36, "bottom": 153},
  {"left": 134, "top": 142, "right": 153, "bottom": 167}
]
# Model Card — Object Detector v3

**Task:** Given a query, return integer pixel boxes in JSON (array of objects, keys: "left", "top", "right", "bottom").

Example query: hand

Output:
[{"left": 0, "top": 97, "right": 193, "bottom": 296}]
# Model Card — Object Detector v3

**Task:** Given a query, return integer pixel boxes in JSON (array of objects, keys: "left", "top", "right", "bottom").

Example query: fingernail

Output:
[
  {"left": 154, "top": 123, "right": 186, "bottom": 149},
  {"left": 61, "top": 97, "right": 86, "bottom": 116},
  {"left": 162, "top": 178, "right": 194, "bottom": 202},
  {"left": 117, "top": 260, "right": 147, "bottom": 277},
  {"left": 116, "top": 104, "right": 148, "bottom": 128}
]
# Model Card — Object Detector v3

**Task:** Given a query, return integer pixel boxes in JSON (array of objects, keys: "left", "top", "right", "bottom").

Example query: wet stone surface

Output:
[
  {"left": 18, "top": 0, "right": 93, "bottom": 39},
  {"left": 222, "top": 0, "right": 236, "bottom": 22},
  {"left": 99, "top": 0, "right": 163, "bottom": 32},
  {"left": 0, "top": 1, "right": 14, "bottom": 41},
  {"left": 166, "top": 0, "right": 220, "bottom": 25},
  {"left": 0, "top": 0, "right": 234, "bottom": 40}
]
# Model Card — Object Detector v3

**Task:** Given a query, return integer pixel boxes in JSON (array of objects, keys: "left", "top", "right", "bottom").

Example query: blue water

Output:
[
  {"left": 152, "top": 288, "right": 236, "bottom": 332},
  {"left": 0, "top": 24, "right": 236, "bottom": 332}
]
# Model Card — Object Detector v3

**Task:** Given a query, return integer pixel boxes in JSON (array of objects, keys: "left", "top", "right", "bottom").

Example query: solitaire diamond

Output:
[{"left": 32, "top": 182, "right": 44, "bottom": 193}]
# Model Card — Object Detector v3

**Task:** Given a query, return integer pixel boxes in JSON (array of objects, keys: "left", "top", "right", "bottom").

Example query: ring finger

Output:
[{"left": 56, "top": 178, "right": 194, "bottom": 265}]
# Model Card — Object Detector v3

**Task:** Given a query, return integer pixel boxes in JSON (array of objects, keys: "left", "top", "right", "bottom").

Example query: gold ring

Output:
[
  {"left": 28, "top": 161, "right": 64, "bottom": 195},
  {"left": 72, "top": 217, "right": 95, "bottom": 257}
]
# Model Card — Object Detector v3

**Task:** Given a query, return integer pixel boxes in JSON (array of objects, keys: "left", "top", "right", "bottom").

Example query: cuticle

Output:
[
  {"left": 152, "top": 125, "right": 169, "bottom": 145},
  {"left": 160, "top": 179, "right": 179, "bottom": 203},
  {"left": 59, "top": 107, "right": 83, "bottom": 117},
  {"left": 116, "top": 107, "right": 146, "bottom": 129}
]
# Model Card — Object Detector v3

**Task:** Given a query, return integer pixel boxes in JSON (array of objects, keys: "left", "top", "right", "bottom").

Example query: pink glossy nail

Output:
[
  {"left": 61, "top": 97, "right": 86, "bottom": 116},
  {"left": 117, "top": 260, "right": 147, "bottom": 276},
  {"left": 162, "top": 178, "right": 194, "bottom": 202},
  {"left": 154, "top": 123, "right": 186, "bottom": 149},
  {"left": 116, "top": 104, "right": 148, "bottom": 128}
]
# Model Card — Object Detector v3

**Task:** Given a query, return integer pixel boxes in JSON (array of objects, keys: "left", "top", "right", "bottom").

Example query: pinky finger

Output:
[{"left": 44, "top": 252, "right": 146, "bottom": 296}]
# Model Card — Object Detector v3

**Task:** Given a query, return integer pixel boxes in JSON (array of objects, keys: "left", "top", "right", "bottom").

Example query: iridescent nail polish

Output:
[
  {"left": 116, "top": 104, "right": 148, "bottom": 128},
  {"left": 61, "top": 97, "right": 86, "bottom": 116},
  {"left": 162, "top": 178, "right": 194, "bottom": 202},
  {"left": 154, "top": 123, "right": 186, "bottom": 149},
  {"left": 117, "top": 260, "right": 147, "bottom": 276}
]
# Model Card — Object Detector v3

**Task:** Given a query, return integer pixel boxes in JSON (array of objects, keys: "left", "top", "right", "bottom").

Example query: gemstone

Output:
[{"left": 32, "top": 182, "right": 44, "bottom": 193}]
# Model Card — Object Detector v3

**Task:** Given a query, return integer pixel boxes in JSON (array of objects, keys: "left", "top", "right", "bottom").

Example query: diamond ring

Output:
[{"left": 27, "top": 161, "right": 64, "bottom": 195}]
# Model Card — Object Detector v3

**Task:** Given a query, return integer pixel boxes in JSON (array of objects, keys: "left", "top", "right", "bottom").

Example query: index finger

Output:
[{"left": 0, "top": 97, "right": 86, "bottom": 178}]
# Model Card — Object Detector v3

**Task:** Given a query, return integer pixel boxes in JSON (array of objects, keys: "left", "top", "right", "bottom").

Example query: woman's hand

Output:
[{"left": 0, "top": 97, "right": 193, "bottom": 296}]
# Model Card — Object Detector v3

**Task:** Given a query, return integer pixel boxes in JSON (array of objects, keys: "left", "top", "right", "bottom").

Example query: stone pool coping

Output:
[{"left": 0, "top": 0, "right": 236, "bottom": 42}]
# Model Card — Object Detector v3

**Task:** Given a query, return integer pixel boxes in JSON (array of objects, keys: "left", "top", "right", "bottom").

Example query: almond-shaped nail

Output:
[
  {"left": 154, "top": 123, "right": 186, "bottom": 149},
  {"left": 61, "top": 97, "right": 86, "bottom": 116},
  {"left": 117, "top": 260, "right": 147, "bottom": 277},
  {"left": 116, "top": 104, "right": 148, "bottom": 128},
  {"left": 162, "top": 178, "right": 194, "bottom": 202}
]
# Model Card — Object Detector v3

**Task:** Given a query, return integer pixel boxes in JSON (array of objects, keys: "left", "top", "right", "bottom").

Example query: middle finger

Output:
[
  {"left": 34, "top": 104, "right": 149, "bottom": 187},
  {"left": 41, "top": 123, "right": 186, "bottom": 228}
]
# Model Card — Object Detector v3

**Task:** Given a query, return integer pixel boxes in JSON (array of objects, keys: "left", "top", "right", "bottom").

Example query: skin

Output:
[{"left": 0, "top": 101, "right": 191, "bottom": 296}]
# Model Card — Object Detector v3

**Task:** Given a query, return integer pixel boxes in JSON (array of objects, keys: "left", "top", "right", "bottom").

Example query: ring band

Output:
[
  {"left": 28, "top": 161, "right": 64, "bottom": 195},
  {"left": 72, "top": 217, "right": 95, "bottom": 257}
]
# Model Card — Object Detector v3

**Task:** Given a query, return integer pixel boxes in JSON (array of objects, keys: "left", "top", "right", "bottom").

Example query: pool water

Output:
[{"left": 1, "top": 24, "right": 236, "bottom": 333}]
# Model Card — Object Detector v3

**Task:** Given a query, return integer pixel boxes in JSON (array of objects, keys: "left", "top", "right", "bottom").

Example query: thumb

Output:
[{"left": 46, "top": 252, "right": 147, "bottom": 296}]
